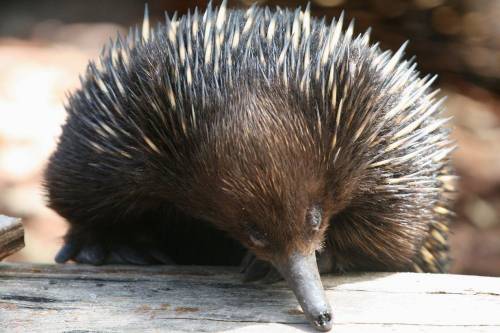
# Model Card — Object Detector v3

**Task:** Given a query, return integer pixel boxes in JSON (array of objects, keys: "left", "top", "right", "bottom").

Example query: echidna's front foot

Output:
[
  {"left": 55, "top": 238, "right": 174, "bottom": 265},
  {"left": 240, "top": 252, "right": 282, "bottom": 283},
  {"left": 55, "top": 240, "right": 105, "bottom": 264}
]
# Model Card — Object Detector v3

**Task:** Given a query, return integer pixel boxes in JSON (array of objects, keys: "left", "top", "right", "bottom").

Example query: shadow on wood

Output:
[{"left": 0, "top": 264, "right": 499, "bottom": 332}]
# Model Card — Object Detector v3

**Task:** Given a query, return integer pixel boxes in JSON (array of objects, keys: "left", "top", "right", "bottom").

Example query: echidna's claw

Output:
[
  {"left": 55, "top": 241, "right": 80, "bottom": 264},
  {"left": 55, "top": 238, "right": 174, "bottom": 265}
]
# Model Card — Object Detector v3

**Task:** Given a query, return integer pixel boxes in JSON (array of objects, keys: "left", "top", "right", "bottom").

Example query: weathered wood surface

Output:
[
  {"left": 0, "top": 215, "right": 24, "bottom": 260},
  {"left": 0, "top": 264, "right": 499, "bottom": 332}
]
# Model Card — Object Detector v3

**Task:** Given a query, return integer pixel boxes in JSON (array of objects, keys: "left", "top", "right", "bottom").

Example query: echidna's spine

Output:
[
  {"left": 412, "top": 164, "right": 456, "bottom": 273},
  {"left": 82, "top": 2, "right": 452, "bottom": 181}
]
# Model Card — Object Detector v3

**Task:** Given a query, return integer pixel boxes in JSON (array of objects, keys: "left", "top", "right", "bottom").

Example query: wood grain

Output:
[
  {"left": 0, "top": 215, "right": 24, "bottom": 260},
  {"left": 0, "top": 264, "right": 499, "bottom": 332}
]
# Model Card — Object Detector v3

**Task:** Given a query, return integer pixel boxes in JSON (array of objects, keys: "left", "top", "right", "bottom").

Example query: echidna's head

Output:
[{"left": 177, "top": 83, "right": 344, "bottom": 331}]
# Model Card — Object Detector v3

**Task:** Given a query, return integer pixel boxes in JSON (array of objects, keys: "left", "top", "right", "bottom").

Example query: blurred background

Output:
[{"left": 0, "top": 0, "right": 499, "bottom": 276}]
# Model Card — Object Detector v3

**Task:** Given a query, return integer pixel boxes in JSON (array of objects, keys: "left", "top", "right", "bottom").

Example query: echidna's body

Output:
[{"left": 45, "top": 2, "right": 454, "bottom": 331}]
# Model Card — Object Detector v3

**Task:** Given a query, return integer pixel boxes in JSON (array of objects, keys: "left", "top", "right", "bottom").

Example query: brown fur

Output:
[{"left": 45, "top": 4, "right": 453, "bottom": 272}]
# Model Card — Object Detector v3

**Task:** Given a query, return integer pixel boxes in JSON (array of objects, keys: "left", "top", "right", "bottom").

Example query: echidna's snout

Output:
[{"left": 273, "top": 252, "right": 333, "bottom": 332}]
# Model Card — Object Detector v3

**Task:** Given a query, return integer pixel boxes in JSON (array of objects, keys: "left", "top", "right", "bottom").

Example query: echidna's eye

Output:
[
  {"left": 306, "top": 205, "right": 323, "bottom": 231},
  {"left": 249, "top": 233, "right": 267, "bottom": 247},
  {"left": 246, "top": 223, "right": 268, "bottom": 247}
]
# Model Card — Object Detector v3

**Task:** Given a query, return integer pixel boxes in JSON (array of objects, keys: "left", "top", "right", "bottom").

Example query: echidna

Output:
[{"left": 44, "top": 1, "right": 455, "bottom": 331}]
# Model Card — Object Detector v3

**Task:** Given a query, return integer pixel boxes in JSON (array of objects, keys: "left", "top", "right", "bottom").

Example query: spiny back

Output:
[{"left": 64, "top": 0, "right": 452, "bottom": 202}]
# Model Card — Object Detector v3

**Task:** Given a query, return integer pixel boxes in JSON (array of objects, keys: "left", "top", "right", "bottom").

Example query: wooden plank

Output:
[
  {"left": 0, "top": 264, "right": 499, "bottom": 332},
  {"left": 0, "top": 215, "right": 24, "bottom": 260}
]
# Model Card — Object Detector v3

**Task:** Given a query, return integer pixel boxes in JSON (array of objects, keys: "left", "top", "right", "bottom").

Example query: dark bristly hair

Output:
[{"left": 44, "top": 1, "right": 455, "bottom": 330}]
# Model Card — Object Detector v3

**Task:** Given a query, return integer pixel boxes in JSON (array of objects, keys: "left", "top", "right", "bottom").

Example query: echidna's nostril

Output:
[{"left": 313, "top": 311, "right": 333, "bottom": 331}]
